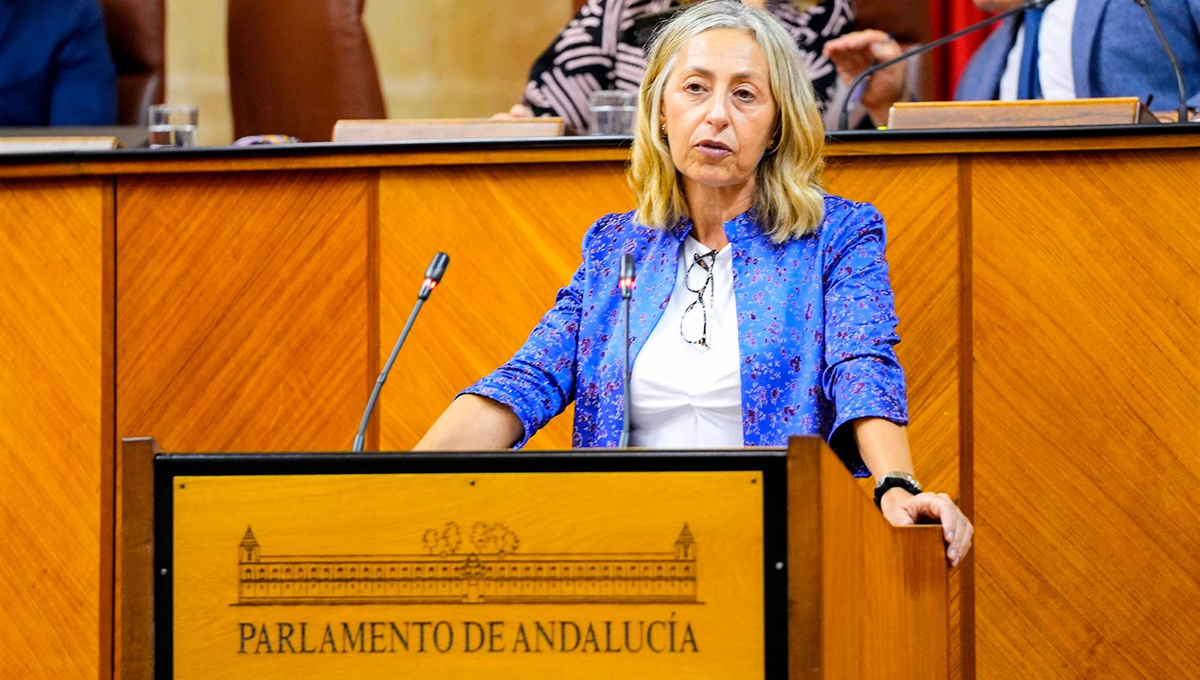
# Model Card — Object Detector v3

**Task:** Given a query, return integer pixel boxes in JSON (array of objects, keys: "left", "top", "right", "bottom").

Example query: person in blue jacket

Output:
[
  {"left": 824, "top": 0, "right": 1200, "bottom": 125},
  {"left": 0, "top": 0, "right": 117, "bottom": 126},
  {"left": 417, "top": 1, "right": 973, "bottom": 566}
]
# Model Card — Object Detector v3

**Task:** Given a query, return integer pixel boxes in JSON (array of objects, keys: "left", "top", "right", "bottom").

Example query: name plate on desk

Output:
[
  {"left": 887, "top": 96, "right": 1160, "bottom": 129},
  {"left": 332, "top": 117, "right": 565, "bottom": 142},
  {"left": 0, "top": 136, "right": 119, "bottom": 153},
  {"left": 155, "top": 452, "right": 787, "bottom": 679}
]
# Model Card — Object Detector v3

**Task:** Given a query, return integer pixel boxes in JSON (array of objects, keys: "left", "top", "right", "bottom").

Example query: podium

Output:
[{"left": 118, "top": 437, "right": 948, "bottom": 679}]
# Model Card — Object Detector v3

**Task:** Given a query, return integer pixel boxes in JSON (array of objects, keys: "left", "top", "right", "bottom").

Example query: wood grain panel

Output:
[
  {"left": 826, "top": 155, "right": 967, "bottom": 679},
  {"left": 5, "top": 135, "right": 1198, "bottom": 680},
  {"left": 972, "top": 149, "right": 1200, "bottom": 679},
  {"left": 0, "top": 178, "right": 109, "bottom": 679},
  {"left": 0, "top": 147, "right": 634, "bottom": 180},
  {"left": 116, "top": 438, "right": 159, "bottom": 680},
  {"left": 827, "top": 131, "right": 1200, "bottom": 159},
  {"left": 116, "top": 171, "right": 372, "bottom": 452},
  {"left": 170, "top": 467, "right": 765, "bottom": 679},
  {"left": 3, "top": 129, "right": 1199, "bottom": 181},
  {"left": 788, "top": 438, "right": 950, "bottom": 678},
  {"left": 377, "top": 162, "right": 634, "bottom": 450}
]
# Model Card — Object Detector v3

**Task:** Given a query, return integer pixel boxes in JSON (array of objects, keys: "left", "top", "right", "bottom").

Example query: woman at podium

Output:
[{"left": 418, "top": 0, "right": 972, "bottom": 565}]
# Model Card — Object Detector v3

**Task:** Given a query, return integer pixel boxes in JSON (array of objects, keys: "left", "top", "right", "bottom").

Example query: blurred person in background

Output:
[
  {"left": 0, "top": 0, "right": 116, "bottom": 126},
  {"left": 502, "top": 0, "right": 854, "bottom": 134},
  {"left": 823, "top": 0, "right": 1200, "bottom": 126}
]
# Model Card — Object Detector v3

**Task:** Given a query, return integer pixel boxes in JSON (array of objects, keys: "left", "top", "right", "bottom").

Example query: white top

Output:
[
  {"left": 629, "top": 237, "right": 743, "bottom": 448},
  {"left": 998, "top": 0, "right": 1077, "bottom": 101}
]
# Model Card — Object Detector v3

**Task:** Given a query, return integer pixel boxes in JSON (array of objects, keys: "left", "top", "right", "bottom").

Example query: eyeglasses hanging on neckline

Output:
[{"left": 681, "top": 248, "right": 718, "bottom": 348}]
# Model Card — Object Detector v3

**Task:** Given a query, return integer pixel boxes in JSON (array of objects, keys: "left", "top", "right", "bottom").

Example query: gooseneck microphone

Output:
[
  {"left": 1132, "top": 0, "right": 1191, "bottom": 124},
  {"left": 836, "top": 0, "right": 1055, "bottom": 130},
  {"left": 352, "top": 252, "right": 450, "bottom": 452},
  {"left": 618, "top": 253, "right": 636, "bottom": 448}
]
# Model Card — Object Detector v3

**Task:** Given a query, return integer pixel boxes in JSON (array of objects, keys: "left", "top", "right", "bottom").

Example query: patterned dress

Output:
[
  {"left": 462, "top": 196, "right": 908, "bottom": 476},
  {"left": 522, "top": 0, "right": 855, "bottom": 134}
]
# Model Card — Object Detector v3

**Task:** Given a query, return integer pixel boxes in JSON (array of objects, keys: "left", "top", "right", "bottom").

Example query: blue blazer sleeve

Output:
[
  {"left": 461, "top": 223, "right": 595, "bottom": 448},
  {"left": 819, "top": 203, "right": 909, "bottom": 461},
  {"left": 49, "top": 0, "right": 117, "bottom": 126}
]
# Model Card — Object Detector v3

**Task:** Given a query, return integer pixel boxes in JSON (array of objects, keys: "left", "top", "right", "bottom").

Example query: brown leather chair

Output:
[
  {"left": 228, "top": 0, "right": 387, "bottom": 142},
  {"left": 99, "top": 0, "right": 166, "bottom": 125}
]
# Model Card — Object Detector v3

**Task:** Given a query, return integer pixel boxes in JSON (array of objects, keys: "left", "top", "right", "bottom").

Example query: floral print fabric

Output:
[{"left": 463, "top": 195, "right": 908, "bottom": 476}]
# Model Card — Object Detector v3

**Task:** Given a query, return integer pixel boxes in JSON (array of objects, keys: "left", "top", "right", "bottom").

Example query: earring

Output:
[{"left": 764, "top": 137, "right": 778, "bottom": 155}]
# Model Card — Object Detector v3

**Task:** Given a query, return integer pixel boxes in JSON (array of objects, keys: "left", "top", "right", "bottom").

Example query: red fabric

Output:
[{"left": 929, "top": 0, "right": 991, "bottom": 100}]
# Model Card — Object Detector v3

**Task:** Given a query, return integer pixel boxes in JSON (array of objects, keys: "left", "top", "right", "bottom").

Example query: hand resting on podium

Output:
[{"left": 418, "top": 400, "right": 973, "bottom": 567}]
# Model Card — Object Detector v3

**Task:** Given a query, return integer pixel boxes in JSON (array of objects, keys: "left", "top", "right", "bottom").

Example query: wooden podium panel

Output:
[
  {"left": 786, "top": 438, "right": 949, "bottom": 679},
  {"left": 971, "top": 149, "right": 1200, "bottom": 678},
  {"left": 153, "top": 450, "right": 787, "bottom": 679},
  {"left": 3, "top": 130, "right": 1199, "bottom": 679},
  {"left": 116, "top": 170, "right": 374, "bottom": 453},
  {"left": 0, "top": 178, "right": 112, "bottom": 680},
  {"left": 824, "top": 155, "right": 968, "bottom": 676},
  {"left": 377, "top": 161, "right": 635, "bottom": 451}
]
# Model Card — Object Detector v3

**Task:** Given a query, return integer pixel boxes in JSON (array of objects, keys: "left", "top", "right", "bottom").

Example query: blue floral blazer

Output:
[{"left": 463, "top": 195, "right": 908, "bottom": 476}]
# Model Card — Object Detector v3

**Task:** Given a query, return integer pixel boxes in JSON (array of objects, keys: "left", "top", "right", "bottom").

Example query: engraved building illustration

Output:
[{"left": 237, "top": 524, "right": 698, "bottom": 605}]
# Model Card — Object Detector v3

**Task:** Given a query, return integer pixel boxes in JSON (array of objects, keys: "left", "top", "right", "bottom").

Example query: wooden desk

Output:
[{"left": 2, "top": 126, "right": 1198, "bottom": 679}]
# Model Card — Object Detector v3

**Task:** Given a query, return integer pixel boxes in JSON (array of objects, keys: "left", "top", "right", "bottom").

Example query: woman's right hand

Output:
[{"left": 822, "top": 30, "right": 908, "bottom": 126}]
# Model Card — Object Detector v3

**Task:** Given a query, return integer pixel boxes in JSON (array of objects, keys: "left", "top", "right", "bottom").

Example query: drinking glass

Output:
[
  {"left": 589, "top": 91, "right": 636, "bottom": 135},
  {"left": 149, "top": 104, "right": 199, "bottom": 148}
]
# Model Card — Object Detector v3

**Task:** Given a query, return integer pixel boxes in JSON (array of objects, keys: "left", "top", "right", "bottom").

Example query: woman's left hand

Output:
[{"left": 879, "top": 489, "right": 973, "bottom": 567}]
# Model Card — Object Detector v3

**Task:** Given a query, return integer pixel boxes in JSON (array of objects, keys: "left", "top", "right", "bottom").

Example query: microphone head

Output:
[
  {"left": 619, "top": 253, "right": 635, "bottom": 300},
  {"left": 426, "top": 252, "right": 450, "bottom": 283},
  {"left": 418, "top": 252, "right": 450, "bottom": 300},
  {"left": 619, "top": 253, "right": 635, "bottom": 281}
]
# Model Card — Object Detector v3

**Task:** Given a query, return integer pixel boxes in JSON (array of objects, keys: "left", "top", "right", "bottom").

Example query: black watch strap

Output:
[{"left": 874, "top": 476, "right": 923, "bottom": 509}]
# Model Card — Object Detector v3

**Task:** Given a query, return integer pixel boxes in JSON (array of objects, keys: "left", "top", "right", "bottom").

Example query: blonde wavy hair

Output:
[{"left": 629, "top": 0, "right": 826, "bottom": 242}]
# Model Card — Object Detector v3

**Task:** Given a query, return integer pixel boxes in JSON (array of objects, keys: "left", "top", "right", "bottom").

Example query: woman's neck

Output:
[{"left": 682, "top": 177, "right": 755, "bottom": 250}]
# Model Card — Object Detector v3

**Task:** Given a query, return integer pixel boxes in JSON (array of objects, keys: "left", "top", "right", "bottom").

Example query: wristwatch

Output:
[{"left": 874, "top": 472, "right": 923, "bottom": 509}]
